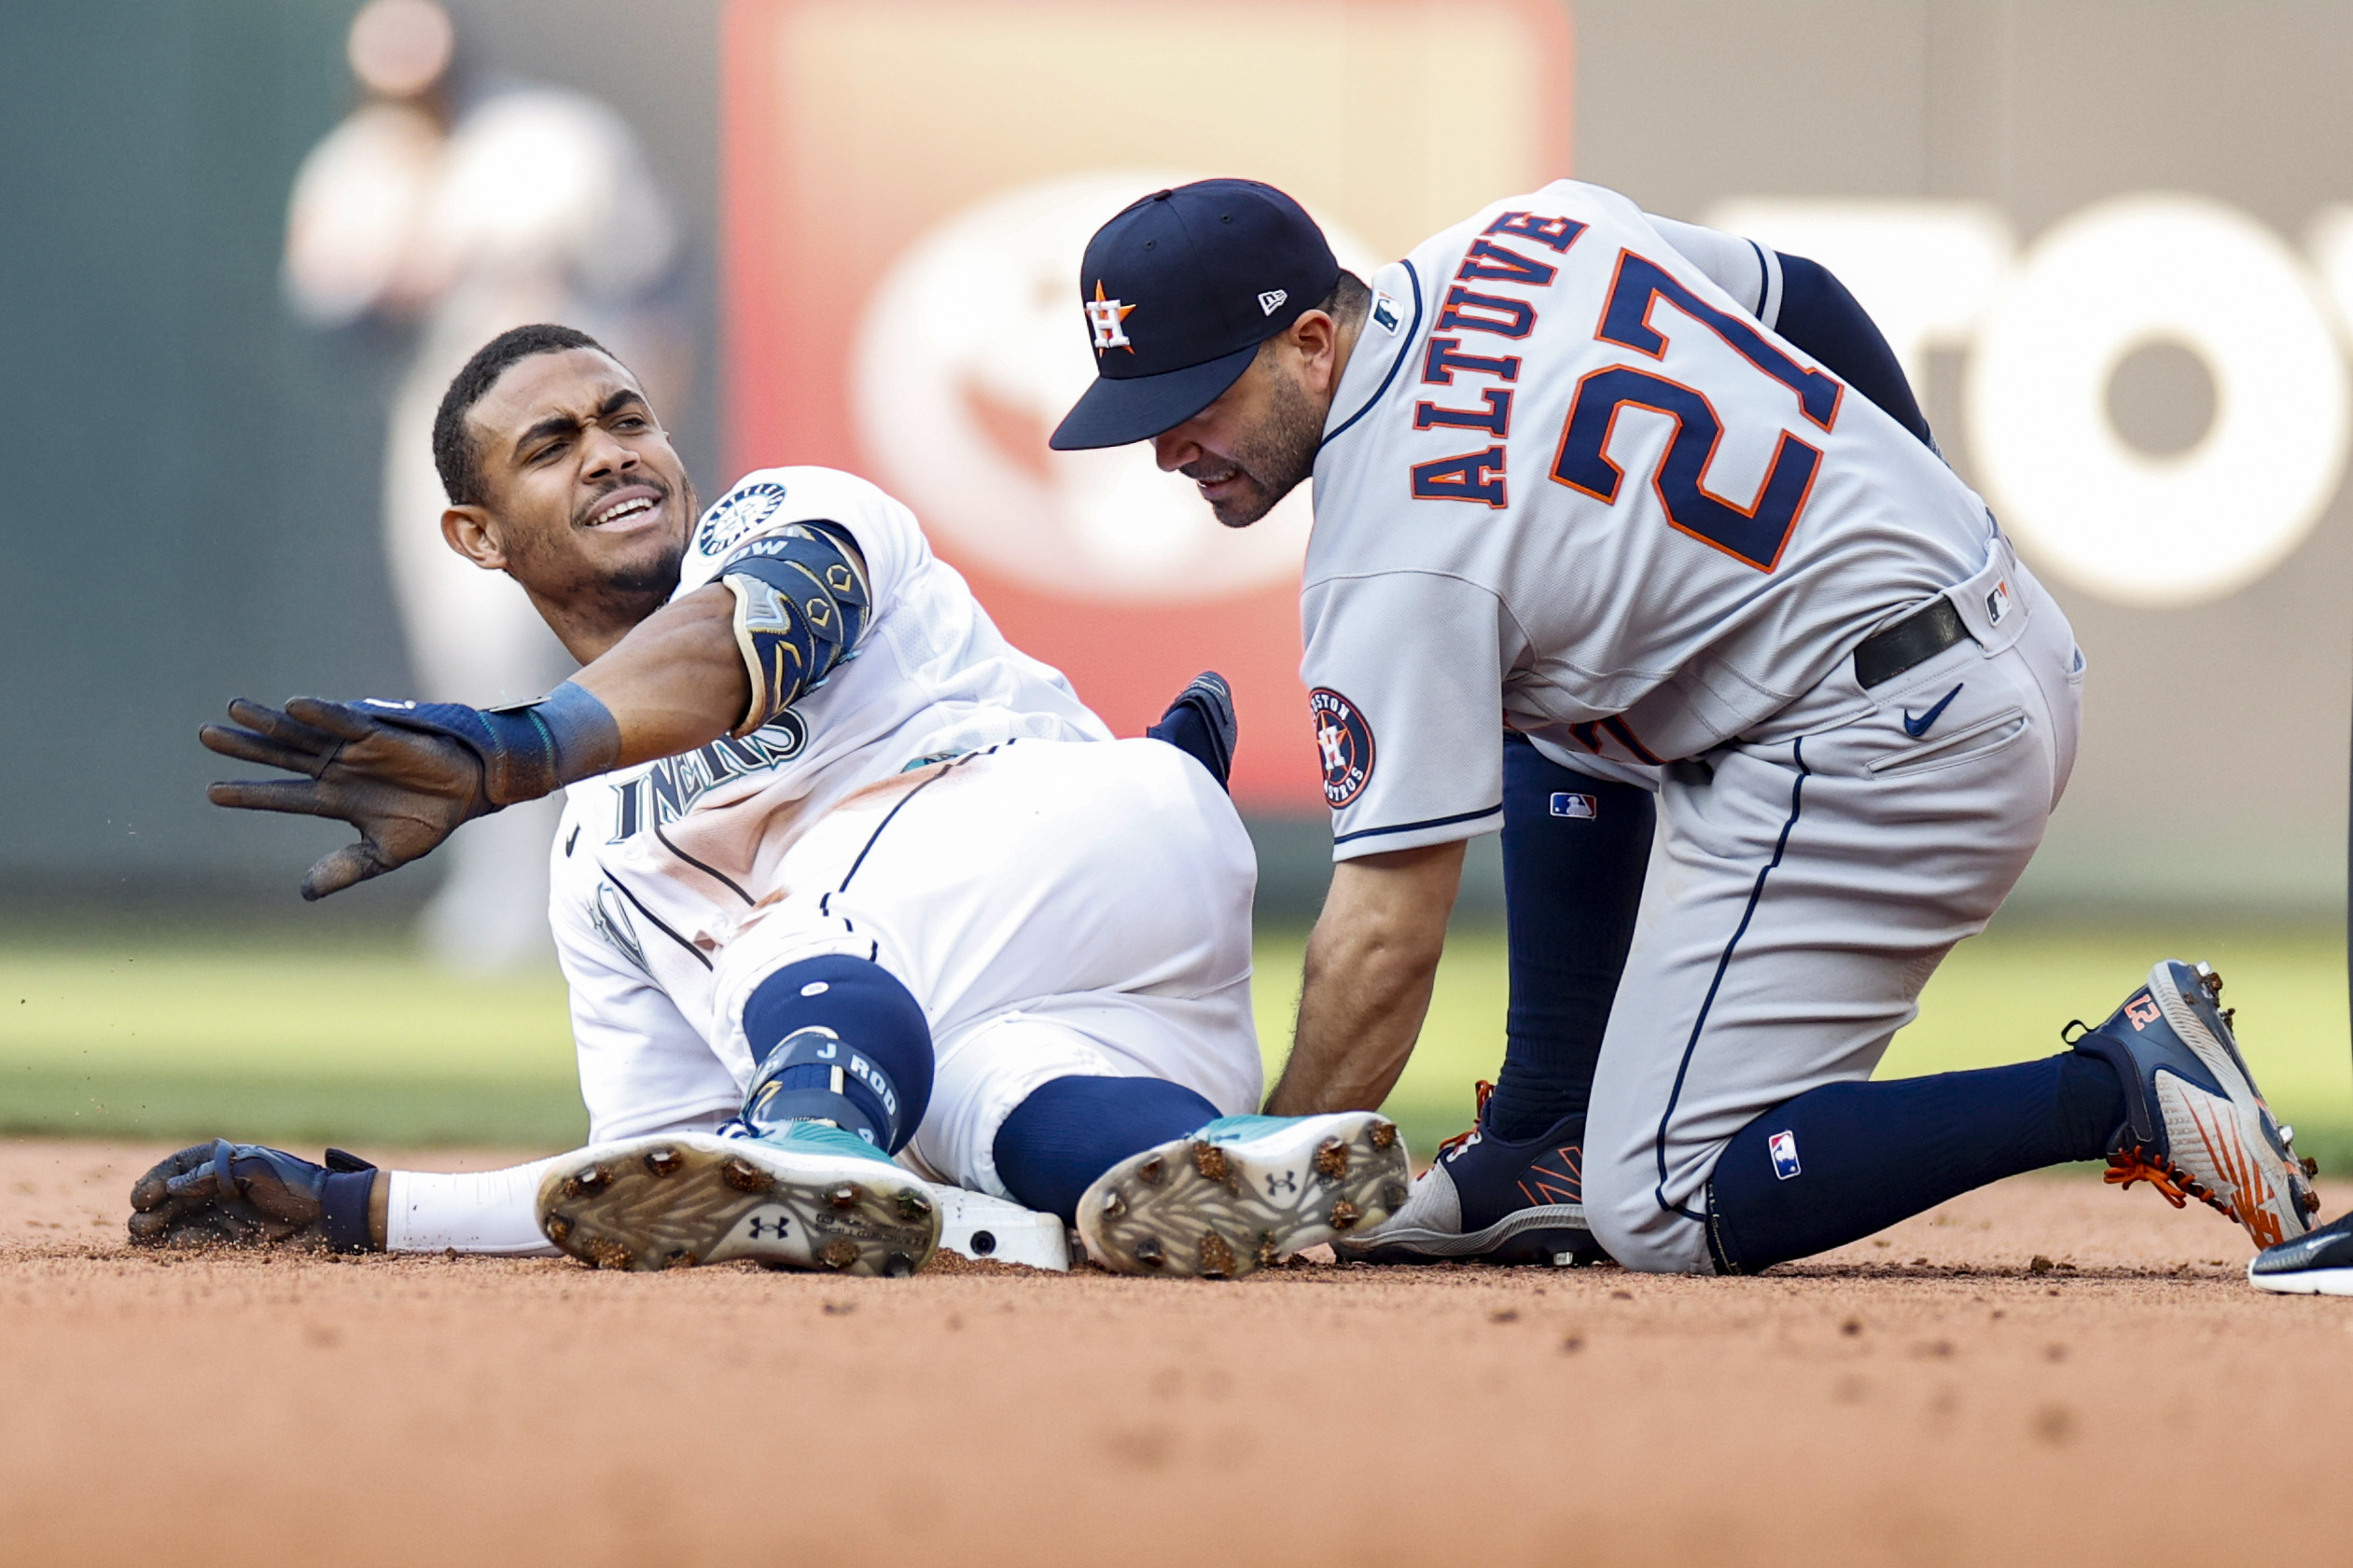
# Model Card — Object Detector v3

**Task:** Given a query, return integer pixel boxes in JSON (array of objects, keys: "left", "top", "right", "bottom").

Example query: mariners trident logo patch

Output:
[
  {"left": 1308, "top": 687, "right": 1374, "bottom": 808},
  {"left": 1085, "top": 281, "right": 1136, "bottom": 353}
]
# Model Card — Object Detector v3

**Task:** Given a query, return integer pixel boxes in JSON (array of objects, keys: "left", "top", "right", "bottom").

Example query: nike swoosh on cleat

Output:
[{"left": 1901, "top": 683, "right": 1964, "bottom": 739}]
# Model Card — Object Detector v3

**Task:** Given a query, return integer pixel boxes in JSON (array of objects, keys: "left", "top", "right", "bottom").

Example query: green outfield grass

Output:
[{"left": 4, "top": 920, "right": 2347, "bottom": 1169}]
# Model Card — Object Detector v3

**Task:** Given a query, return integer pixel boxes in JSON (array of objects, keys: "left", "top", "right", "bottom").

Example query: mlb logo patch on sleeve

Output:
[
  {"left": 1549, "top": 792, "right": 1597, "bottom": 819},
  {"left": 1769, "top": 1130, "right": 1802, "bottom": 1180}
]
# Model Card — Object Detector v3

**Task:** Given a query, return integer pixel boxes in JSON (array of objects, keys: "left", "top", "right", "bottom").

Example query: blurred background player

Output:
[{"left": 282, "top": 0, "right": 690, "bottom": 969}]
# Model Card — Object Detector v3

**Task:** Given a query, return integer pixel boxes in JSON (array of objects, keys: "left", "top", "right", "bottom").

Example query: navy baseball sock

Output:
[
  {"left": 1705, "top": 1051, "right": 2128, "bottom": 1273},
  {"left": 993, "top": 1075, "right": 1219, "bottom": 1225},
  {"left": 739, "top": 955, "right": 934, "bottom": 1153},
  {"left": 1483, "top": 736, "right": 1654, "bottom": 1142}
]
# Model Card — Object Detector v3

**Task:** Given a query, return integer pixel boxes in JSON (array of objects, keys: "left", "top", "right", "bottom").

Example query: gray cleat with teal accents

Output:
[
  {"left": 1077, "top": 1111, "right": 1411, "bottom": 1278},
  {"left": 536, "top": 1124, "right": 940, "bottom": 1276}
]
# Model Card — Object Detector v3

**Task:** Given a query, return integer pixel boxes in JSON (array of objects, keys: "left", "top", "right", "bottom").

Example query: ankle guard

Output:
[{"left": 736, "top": 955, "right": 933, "bottom": 1151}]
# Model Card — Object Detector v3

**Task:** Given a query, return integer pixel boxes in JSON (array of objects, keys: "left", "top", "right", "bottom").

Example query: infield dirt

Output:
[{"left": 4, "top": 1138, "right": 2348, "bottom": 1567}]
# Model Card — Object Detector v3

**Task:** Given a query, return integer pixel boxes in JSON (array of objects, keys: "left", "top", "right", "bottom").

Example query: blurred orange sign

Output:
[{"left": 723, "top": 0, "right": 1571, "bottom": 808}]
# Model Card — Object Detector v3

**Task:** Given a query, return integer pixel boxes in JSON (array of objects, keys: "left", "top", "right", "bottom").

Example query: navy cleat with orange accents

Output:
[
  {"left": 2068, "top": 959, "right": 2318, "bottom": 1251},
  {"left": 1334, "top": 1082, "right": 1606, "bottom": 1267}
]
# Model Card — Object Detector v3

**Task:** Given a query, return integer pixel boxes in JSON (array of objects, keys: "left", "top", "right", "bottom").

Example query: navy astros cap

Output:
[{"left": 1049, "top": 178, "right": 1339, "bottom": 451}]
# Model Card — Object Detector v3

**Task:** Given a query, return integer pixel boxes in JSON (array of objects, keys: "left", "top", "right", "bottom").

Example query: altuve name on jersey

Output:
[
  {"left": 1408, "top": 210, "right": 1589, "bottom": 510},
  {"left": 607, "top": 715, "right": 809, "bottom": 841}
]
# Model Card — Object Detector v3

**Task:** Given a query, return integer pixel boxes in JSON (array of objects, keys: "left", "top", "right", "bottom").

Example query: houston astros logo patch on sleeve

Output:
[
  {"left": 1308, "top": 688, "right": 1374, "bottom": 808},
  {"left": 1085, "top": 281, "right": 1135, "bottom": 353}
]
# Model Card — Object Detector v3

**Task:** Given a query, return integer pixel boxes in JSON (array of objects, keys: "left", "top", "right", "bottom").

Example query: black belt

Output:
[{"left": 1853, "top": 598, "right": 1970, "bottom": 688}]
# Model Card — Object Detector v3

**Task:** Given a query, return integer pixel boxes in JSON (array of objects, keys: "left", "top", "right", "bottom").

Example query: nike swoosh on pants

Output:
[{"left": 1901, "top": 683, "right": 1963, "bottom": 739}]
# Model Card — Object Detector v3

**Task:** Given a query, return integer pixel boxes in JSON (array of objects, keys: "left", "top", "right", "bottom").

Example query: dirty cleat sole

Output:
[
  {"left": 536, "top": 1132, "right": 940, "bottom": 1277},
  {"left": 1077, "top": 1112, "right": 1410, "bottom": 1279}
]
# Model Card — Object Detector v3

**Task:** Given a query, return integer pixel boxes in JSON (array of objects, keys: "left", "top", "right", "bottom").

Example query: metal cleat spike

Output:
[
  {"left": 1198, "top": 1231, "right": 1237, "bottom": 1278},
  {"left": 720, "top": 1157, "right": 770, "bottom": 1194},
  {"left": 544, "top": 1214, "right": 573, "bottom": 1243},
  {"left": 1136, "top": 1155, "right": 1166, "bottom": 1186},
  {"left": 1369, "top": 1120, "right": 1399, "bottom": 1151},
  {"left": 1313, "top": 1137, "right": 1348, "bottom": 1180},
  {"left": 644, "top": 1146, "right": 684, "bottom": 1176},
  {"left": 1190, "top": 1142, "right": 1231, "bottom": 1183},
  {"left": 825, "top": 1182, "right": 861, "bottom": 1210},
  {"left": 1330, "top": 1199, "right": 1362, "bottom": 1230},
  {"left": 894, "top": 1187, "right": 933, "bottom": 1222},
  {"left": 1132, "top": 1235, "right": 1165, "bottom": 1268},
  {"left": 817, "top": 1238, "right": 861, "bottom": 1270},
  {"left": 1100, "top": 1190, "right": 1126, "bottom": 1219},
  {"left": 582, "top": 1235, "right": 632, "bottom": 1270}
]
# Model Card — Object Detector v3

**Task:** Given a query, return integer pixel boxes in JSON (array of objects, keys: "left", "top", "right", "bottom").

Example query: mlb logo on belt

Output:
[
  {"left": 1769, "top": 1130, "right": 1802, "bottom": 1180},
  {"left": 1985, "top": 579, "right": 2011, "bottom": 624},
  {"left": 1549, "top": 792, "right": 1597, "bottom": 819}
]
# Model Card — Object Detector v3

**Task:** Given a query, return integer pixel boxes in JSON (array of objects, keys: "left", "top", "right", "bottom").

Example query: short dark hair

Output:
[
  {"left": 431, "top": 323, "right": 615, "bottom": 506},
  {"left": 1318, "top": 267, "right": 1371, "bottom": 326}
]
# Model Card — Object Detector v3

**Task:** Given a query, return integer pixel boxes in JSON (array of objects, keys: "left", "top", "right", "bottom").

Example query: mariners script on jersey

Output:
[
  {"left": 550, "top": 467, "right": 1110, "bottom": 1136},
  {"left": 1303, "top": 180, "right": 1997, "bottom": 855}
]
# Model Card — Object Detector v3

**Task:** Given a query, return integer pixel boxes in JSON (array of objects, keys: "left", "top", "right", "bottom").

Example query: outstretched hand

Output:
[{"left": 202, "top": 697, "right": 494, "bottom": 899}]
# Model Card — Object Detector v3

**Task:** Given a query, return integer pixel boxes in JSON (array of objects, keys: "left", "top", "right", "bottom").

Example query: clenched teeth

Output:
[{"left": 588, "top": 496, "right": 656, "bottom": 527}]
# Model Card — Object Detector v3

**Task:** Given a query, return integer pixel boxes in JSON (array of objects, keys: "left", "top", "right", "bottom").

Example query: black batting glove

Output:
[
  {"left": 201, "top": 696, "right": 497, "bottom": 900},
  {"left": 127, "top": 1141, "right": 380, "bottom": 1253}
]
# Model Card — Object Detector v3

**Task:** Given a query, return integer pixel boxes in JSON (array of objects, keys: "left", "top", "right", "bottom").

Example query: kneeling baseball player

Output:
[
  {"left": 1050, "top": 177, "right": 2320, "bottom": 1275},
  {"left": 129, "top": 324, "right": 1407, "bottom": 1278}
]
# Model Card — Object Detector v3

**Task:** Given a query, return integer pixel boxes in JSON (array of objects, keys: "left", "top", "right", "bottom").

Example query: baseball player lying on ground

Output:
[
  {"left": 1050, "top": 177, "right": 2323, "bottom": 1279},
  {"left": 128, "top": 323, "right": 1409, "bottom": 1279}
]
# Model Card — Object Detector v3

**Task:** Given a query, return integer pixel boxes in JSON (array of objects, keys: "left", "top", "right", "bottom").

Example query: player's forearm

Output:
[
  {"left": 1266, "top": 841, "right": 1464, "bottom": 1115},
  {"left": 571, "top": 584, "right": 753, "bottom": 767}
]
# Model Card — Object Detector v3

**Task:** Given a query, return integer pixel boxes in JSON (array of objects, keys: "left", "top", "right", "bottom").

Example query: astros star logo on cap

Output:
[{"left": 1084, "top": 281, "right": 1136, "bottom": 354}]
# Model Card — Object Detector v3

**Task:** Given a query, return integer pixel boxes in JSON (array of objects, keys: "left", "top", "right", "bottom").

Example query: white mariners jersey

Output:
[
  {"left": 549, "top": 465, "right": 1111, "bottom": 1109},
  {"left": 1303, "top": 179, "right": 1996, "bottom": 859}
]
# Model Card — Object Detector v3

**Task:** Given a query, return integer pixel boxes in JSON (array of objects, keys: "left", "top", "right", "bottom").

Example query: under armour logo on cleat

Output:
[
  {"left": 1266, "top": 1171, "right": 1298, "bottom": 1196},
  {"left": 1901, "top": 684, "right": 1963, "bottom": 738},
  {"left": 745, "top": 1213, "right": 791, "bottom": 1239}
]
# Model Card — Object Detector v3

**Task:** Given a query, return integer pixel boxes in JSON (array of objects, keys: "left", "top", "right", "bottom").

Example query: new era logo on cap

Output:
[{"left": 1258, "top": 288, "right": 1288, "bottom": 315}]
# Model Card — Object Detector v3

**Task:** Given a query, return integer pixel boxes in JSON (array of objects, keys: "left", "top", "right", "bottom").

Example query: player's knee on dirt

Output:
[
  {"left": 993, "top": 1075, "right": 1218, "bottom": 1225},
  {"left": 739, "top": 956, "right": 933, "bottom": 1152},
  {"left": 1580, "top": 1141, "right": 1713, "bottom": 1275}
]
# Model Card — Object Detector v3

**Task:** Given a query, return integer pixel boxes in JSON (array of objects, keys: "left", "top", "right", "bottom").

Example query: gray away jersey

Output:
[{"left": 1302, "top": 179, "right": 1996, "bottom": 859}]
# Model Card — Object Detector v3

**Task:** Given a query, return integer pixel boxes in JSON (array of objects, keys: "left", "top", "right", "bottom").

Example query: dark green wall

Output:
[{"left": 0, "top": 0, "right": 721, "bottom": 910}]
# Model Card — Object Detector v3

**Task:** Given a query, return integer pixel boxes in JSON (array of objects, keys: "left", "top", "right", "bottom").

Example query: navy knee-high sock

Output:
[
  {"left": 1484, "top": 736, "right": 1655, "bottom": 1141},
  {"left": 1706, "top": 1052, "right": 2127, "bottom": 1273},
  {"left": 992, "top": 1075, "right": 1218, "bottom": 1225}
]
